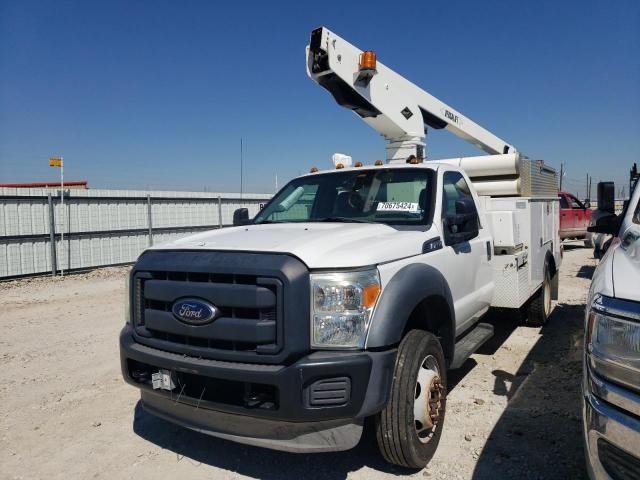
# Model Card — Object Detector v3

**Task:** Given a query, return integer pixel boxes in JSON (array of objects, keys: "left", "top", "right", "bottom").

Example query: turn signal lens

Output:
[
  {"left": 363, "top": 283, "right": 381, "bottom": 309},
  {"left": 336, "top": 163, "right": 344, "bottom": 169},
  {"left": 310, "top": 166, "right": 319, "bottom": 173},
  {"left": 354, "top": 161, "right": 363, "bottom": 167},
  {"left": 374, "top": 160, "right": 383, "bottom": 166},
  {"left": 359, "top": 50, "right": 377, "bottom": 71}
]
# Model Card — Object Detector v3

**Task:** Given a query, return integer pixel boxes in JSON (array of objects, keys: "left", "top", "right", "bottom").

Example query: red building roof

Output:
[{"left": 0, "top": 181, "right": 88, "bottom": 188}]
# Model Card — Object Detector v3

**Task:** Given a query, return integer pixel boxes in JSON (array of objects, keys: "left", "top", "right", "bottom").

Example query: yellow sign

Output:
[{"left": 49, "top": 157, "right": 63, "bottom": 167}]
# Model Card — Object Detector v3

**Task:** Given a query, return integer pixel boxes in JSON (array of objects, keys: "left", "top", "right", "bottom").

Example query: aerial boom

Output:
[{"left": 306, "top": 27, "right": 518, "bottom": 163}]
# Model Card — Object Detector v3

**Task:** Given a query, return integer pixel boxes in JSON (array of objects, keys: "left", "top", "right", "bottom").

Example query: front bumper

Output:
[
  {"left": 583, "top": 369, "right": 640, "bottom": 479},
  {"left": 120, "top": 326, "right": 396, "bottom": 452}
]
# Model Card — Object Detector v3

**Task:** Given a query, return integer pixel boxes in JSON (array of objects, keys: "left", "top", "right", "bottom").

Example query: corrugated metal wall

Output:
[{"left": 0, "top": 188, "right": 271, "bottom": 278}]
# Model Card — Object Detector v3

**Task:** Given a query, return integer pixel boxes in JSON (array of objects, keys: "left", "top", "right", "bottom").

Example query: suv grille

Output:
[{"left": 133, "top": 270, "right": 283, "bottom": 358}]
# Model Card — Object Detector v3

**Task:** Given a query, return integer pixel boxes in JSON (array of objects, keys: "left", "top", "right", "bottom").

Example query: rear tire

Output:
[
  {"left": 375, "top": 330, "right": 447, "bottom": 469},
  {"left": 526, "top": 265, "right": 552, "bottom": 326}
]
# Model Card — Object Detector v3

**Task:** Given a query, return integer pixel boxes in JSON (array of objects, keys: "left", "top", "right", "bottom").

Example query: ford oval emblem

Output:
[{"left": 172, "top": 298, "right": 218, "bottom": 326}]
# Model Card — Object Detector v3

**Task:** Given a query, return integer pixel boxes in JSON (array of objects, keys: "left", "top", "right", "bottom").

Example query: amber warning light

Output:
[{"left": 359, "top": 51, "right": 377, "bottom": 72}]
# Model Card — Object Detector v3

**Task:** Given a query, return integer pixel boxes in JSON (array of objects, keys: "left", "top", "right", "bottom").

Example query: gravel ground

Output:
[{"left": 0, "top": 245, "right": 595, "bottom": 480}]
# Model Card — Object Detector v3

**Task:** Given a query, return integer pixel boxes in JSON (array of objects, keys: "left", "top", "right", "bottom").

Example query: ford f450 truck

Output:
[{"left": 120, "top": 27, "right": 561, "bottom": 468}]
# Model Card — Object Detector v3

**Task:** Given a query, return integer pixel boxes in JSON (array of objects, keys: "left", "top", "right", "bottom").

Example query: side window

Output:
[
  {"left": 442, "top": 171, "right": 473, "bottom": 216},
  {"left": 441, "top": 171, "right": 479, "bottom": 245},
  {"left": 570, "top": 196, "right": 583, "bottom": 209},
  {"left": 271, "top": 184, "right": 319, "bottom": 221},
  {"left": 559, "top": 196, "right": 569, "bottom": 209}
]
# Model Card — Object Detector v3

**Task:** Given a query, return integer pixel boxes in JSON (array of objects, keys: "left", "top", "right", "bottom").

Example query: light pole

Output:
[
  {"left": 49, "top": 156, "right": 64, "bottom": 276},
  {"left": 60, "top": 157, "right": 64, "bottom": 277}
]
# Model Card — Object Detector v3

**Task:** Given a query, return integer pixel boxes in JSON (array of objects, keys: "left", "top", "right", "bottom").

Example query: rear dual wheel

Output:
[
  {"left": 375, "top": 330, "right": 447, "bottom": 469},
  {"left": 526, "top": 265, "right": 552, "bottom": 326}
]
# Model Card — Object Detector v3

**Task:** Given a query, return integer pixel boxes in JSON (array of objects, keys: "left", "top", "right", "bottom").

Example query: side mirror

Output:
[
  {"left": 587, "top": 213, "right": 619, "bottom": 236},
  {"left": 443, "top": 198, "right": 479, "bottom": 245},
  {"left": 597, "top": 182, "right": 615, "bottom": 214},
  {"left": 584, "top": 199, "right": 591, "bottom": 209},
  {"left": 233, "top": 208, "right": 250, "bottom": 226}
]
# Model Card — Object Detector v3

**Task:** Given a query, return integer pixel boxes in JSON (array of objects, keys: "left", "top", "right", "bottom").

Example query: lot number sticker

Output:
[{"left": 377, "top": 202, "right": 420, "bottom": 213}]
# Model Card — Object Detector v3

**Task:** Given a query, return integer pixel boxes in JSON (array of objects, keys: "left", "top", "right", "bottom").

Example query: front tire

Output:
[{"left": 375, "top": 330, "right": 447, "bottom": 469}]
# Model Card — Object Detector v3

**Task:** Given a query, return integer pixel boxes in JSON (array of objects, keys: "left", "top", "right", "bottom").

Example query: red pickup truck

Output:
[{"left": 559, "top": 191, "right": 593, "bottom": 247}]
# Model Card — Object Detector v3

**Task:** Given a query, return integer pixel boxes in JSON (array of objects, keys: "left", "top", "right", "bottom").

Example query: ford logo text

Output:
[{"left": 172, "top": 298, "right": 218, "bottom": 325}]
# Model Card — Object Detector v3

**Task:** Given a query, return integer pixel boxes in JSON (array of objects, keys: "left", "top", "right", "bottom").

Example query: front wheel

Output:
[{"left": 375, "top": 330, "right": 447, "bottom": 469}]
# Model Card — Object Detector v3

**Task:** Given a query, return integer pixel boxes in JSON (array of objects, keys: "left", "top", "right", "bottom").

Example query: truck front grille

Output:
[{"left": 132, "top": 270, "right": 283, "bottom": 359}]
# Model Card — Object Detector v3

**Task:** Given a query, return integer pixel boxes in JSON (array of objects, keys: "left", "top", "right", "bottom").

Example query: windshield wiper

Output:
[{"left": 313, "top": 217, "right": 376, "bottom": 224}]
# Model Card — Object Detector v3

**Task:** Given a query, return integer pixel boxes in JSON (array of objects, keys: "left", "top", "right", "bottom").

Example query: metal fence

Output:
[{"left": 0, "top": 188, "right": 271, "bottom": 278}]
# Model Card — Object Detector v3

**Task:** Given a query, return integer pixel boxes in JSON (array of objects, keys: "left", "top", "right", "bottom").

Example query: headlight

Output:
[
  {"left": 310, "top": 269, "right": 381, "bottom": 349},
  {"left": 587, "top": 294, "right": 640, "bottom": 390}
]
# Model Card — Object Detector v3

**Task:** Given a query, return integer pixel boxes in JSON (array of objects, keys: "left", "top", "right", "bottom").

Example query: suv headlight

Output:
[
  {"left": 310, "top": 269, "right": 381, "bottom": 349},
  {"left": 587, "top": 294, "right": 640, "bottom": 390}
]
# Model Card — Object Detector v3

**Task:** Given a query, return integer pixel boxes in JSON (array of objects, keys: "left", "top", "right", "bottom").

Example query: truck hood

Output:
[
  {"left": 612, "top": 224, "right": 640, "bottom": 302},
  {"left": 148, "top": 223, "right": 434, "bottom": 269}
]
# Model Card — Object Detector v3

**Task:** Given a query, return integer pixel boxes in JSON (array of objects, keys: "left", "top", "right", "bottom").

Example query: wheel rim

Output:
[
  {"left": 544, "top": 278, "right": 551, "bottom": 317},
  {"left": 413, "top": 355, "right": 444, "bottom": 444}
]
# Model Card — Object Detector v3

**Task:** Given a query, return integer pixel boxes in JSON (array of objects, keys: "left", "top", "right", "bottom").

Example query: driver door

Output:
[{"left": 437, "top": 170, "right": 493, "bottom": 334}]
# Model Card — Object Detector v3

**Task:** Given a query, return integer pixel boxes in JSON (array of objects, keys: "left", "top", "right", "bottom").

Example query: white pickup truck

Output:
[
  {"left": 583, "top": 179, "right": 640, "bottom": 479},
  {"left": 119, "top": 27, "right": 561, "bottom": 468}
]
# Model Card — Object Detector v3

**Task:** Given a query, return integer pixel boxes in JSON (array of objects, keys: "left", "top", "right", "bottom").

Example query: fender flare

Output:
[{"left": 366, "top": 263, "right": 456, "bottom": 358}]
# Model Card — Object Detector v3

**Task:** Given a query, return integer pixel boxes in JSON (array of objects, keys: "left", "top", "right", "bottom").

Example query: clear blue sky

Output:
[{"left": 1, "top": 0, "right": 638, "bottom": 196}]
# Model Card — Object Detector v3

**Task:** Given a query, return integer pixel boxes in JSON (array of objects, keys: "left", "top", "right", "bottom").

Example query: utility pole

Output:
[
  {"left": 584, "top": 173, "right": 589, "bottom": 198},
  {"left": 584, "top": 173, "right": 591, "bottom": 200},
  {"left": 60, "top": 157, "right": 64, "bottom": 277},
  {"left": 48, "top": 156, "right": 64, "bottom": 277},
  {"left": 240, "top": 138, "right": 244, "bottom": 200},
  {"left": 559, "top": 163, "right": 564, "bottom": 191}
]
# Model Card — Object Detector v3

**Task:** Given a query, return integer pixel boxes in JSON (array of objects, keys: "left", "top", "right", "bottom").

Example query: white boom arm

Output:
[{"left": 306, "top": 27, "right": 518, "bottom": 163}]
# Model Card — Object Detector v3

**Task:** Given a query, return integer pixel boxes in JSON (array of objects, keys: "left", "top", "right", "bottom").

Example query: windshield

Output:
[{"left": 254, "top": 168, "right": 435, "bottom": 226}]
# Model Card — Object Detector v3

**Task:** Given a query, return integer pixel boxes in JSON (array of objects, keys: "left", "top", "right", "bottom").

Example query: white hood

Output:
[{"left": 149, "top": 223, "right": 433, "bottom": 269}]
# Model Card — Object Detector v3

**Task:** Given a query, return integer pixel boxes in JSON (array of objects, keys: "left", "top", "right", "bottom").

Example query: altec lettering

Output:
[{"left": 444, "top": 110, "right": 459, "bottom": 124}]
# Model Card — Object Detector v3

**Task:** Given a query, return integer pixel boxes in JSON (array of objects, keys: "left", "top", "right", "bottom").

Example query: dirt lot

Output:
[{"left": 0, "top": 245, "right": 595, "bottom": 480}]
